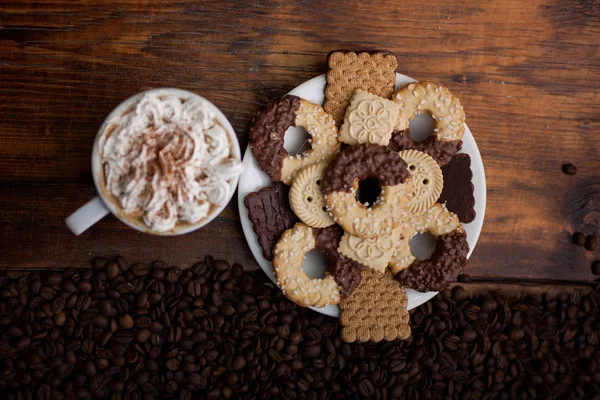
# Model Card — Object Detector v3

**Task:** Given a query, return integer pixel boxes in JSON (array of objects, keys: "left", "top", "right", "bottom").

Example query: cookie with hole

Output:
[
  {"left": 391, "top": 204, "right": 469, "bottom": 291},
  {"left": 272, "top": 223, "right": 365, "bottom": 307},
  {"left": 390, "top": 81, "right": 465, "bottom": 165},
  {"left": 399, "top": 149, "right": 444, "bottom": 213},
  {"left": 249, "top": 95, "right": 340, "bottom": 185},
  {"left": 321, "top": 144, "right": 413, "bottom": 239},
  {"left": 289, "top": 162, "right": 335, "bottom": 228}
]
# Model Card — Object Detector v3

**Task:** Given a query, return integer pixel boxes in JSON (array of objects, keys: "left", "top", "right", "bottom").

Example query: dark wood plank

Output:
[{"left": 0, "top": 0, "right": 599, "bottom": 284}]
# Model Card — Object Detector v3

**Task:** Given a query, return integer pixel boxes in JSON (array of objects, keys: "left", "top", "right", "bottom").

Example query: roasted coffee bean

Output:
[
  {"left": 452, "top": 286, "right": 468, "bottom": 302},
  {"left": 303, "top": 345, "right": 321, "bottom": 358},
  {"left": 136, "top": 329, "right": 152, "bottom": 343},
  {"left": 116, "top": 282, "right": 134, "bottom": 294},
  {"left": 149, "top": 293, "right": 162, "bottom": 304},
  {"left": 231, "top": 355, "right": 246, "bottom": 371},
  {"left": 187, "top": 281, "right": 202, "bottom": 297},
  {"left": 592, "top": 260, "right": 600, "bottom": 276},
  {"left": 573, "top": 232, "right": 586, "bottom": 246},
  {"left": 17, "top": 336, "right": 31, "bottom": 351},
  {"left": 81, "top": 339, "right": 94, "bottom": 353},
  {"left": 359, "top": 378, "right": 375, "bottom": 397},
  {"left": 585, "top": 235, "right": 598, "bottom": 251},
  {"left": 114, "top": 331, "right": 134, "bottom": 344},
  {"left": 166, "top": 268, "right": 181, "bottom": 283},
  {"left": 50, "top": 297, "right": 65, "bottom": 314},
  {"left": 151, "top": 332, "right": 163, "bottom": 346},
  {"left": 77, "top": 280, "right": 93, "bottom": 293},
  {"left": 79, "top": 309, "right": 99, "bottom": 326},
  {"left": 166, "top": 358, "right": 180, "bottom": 371},
  {"left": 128, "top": 263, "right": 148, "bottom": 277},
  {"left": 90, "top": 373, "right": 110, "bottom": 392},
  {"left": 8, "top": 325, "right": 24, "bottom": 337},
  {"left": 222, "top": 303, "right": 235, "bottom": 316},
  {"left": 40, "top": 287, "right": 57, "bottom": 300},
  {"left": 562, "top": 163, "right": 577, "bottom": 175},
  {"left": 92, "top": 257, "right": 109, "bottom": 270},
  {"left": 105, "top": 262, "right": 120, "bottom": 280},
  {"left": 119, "top": 314, "right": 134, "bottom": 329},
  {"left": 76, "top": 293, "right": 91, "bottom": 310}
]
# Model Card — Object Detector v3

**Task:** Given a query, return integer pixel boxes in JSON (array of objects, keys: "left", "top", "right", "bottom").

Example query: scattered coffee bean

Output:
[
  {"left": 562, "top": 163, "right": 577, "bottom": 175},
  {"left": 452, "top": 285, "right": 468, "bottom": 301},
  {"left": 573, "top": 232, "right": 586, "bottom": 246},
  {"left": 585, "top": 235, "right": 598, "bottom": 251},
  {"left": 592, "top": 260, "right": 600, "bottom": 276},
  {"left": 91, "top": 257, "right": 109, "bottom": 270}
]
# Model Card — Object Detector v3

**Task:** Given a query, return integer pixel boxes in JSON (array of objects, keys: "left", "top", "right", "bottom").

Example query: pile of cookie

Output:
[{"left": 245, "top": 51, "right": 475, "bottom": 343}]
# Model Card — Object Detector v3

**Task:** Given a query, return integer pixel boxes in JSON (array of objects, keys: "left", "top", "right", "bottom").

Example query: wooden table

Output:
[{"left": 1, "top": 0, "right": 598, "bottom": 286}]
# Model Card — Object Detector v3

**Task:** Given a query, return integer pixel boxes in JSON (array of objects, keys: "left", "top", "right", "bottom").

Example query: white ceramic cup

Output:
[{"left": 65, "top": 88, "right": 241, "bottom": 236}]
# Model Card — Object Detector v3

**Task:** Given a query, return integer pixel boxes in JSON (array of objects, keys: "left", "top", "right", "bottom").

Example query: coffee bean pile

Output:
[{"left": 1, "top": 257, "right": 599, "bottom": 400}]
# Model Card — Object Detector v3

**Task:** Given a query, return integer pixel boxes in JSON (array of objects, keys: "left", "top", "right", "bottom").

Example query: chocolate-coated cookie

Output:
[
  {"left": 395, "top": 230, "right": 469, "bottom": 292},
  {"left": 315, "top": 225, "right": 363, "bottom": 298},
  {"left": 244, "top": 183, "right": 298, "bottom": 261},
  {"left": 249, "top": 95, "right": 340, "bottom": 184},
  {"left": 321, "top": 144, "right": 413, "bottom": 239},
  {"left": 389, "top": 128, "right": 462, "bottom": 166},
  {"left": 437, "top": 153, "right": 476, "bottom": 223}
]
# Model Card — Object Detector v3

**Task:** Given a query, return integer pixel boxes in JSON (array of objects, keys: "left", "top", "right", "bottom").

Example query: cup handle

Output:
[{"left": 65, "top": 196, "right": 110, "bottom": 235}]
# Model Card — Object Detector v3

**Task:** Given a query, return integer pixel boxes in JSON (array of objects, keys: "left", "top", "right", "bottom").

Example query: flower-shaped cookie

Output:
[
  {"left": 339, "top": 228, "right": 402, "bottom": 272},
  {"left": 339, "top": 89, "right": 400, "bottom": 146}
]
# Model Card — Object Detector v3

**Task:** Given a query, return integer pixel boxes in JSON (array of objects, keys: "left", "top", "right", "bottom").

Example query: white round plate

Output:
[{"left": 238, "top": 73, "right": 486, "bottom": 317}]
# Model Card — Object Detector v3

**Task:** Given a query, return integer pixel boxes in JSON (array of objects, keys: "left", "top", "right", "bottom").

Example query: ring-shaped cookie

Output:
[
  {"left": 272, "top": 223, "right": 341, "bottom": 307},
  {"left": 398, "top": 149, "right": 444, "bottom": 213},
  {"left": 390, "top": 204, "right": 469, "bottom": 292},
  {"left": 321, "top": 144, "right": 413, "bottom": 239},
  {"left": 390, "top": 81, "right": 465, "bottom": 165},
  {"left": 289, "top": 162, "right": 335, "bottom": 228},
  {"left": 249, "top": 95, "right": 340, "bottom": 185}
]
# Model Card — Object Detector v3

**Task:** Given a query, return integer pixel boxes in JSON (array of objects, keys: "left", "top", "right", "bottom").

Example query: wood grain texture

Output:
[{"left": 0, "top": 0, "right": 599, "bottom": 284}]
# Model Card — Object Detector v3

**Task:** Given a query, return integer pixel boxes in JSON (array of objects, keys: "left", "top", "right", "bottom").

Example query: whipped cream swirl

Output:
[{"left": 100, "top": 93, "right": 242, "bottom": 233}]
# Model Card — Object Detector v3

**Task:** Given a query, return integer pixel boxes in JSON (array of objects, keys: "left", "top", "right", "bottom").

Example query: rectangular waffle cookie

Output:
[
  {"left": 324, "top": 50, "right": 398, "bottom": 125},
  {"left": 339, "top": 268, "right": 411, "bottom": 343}
]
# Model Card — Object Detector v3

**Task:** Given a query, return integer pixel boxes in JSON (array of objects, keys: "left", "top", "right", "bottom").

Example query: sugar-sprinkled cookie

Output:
[
  {"left": 272, "top": 223, "right": 341, "bottom": 307},
  {"left": 389, "top": 81, "right": 465, "bottom": 166},
  {"left": 392, "top": 204, "right": 469, "bottom": 291},
  {"left": 321, "top": 144, "right": 413, "bottom": 239},
  {"left": 249, "top": 96, "right": 340, "bottom": 185}
]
